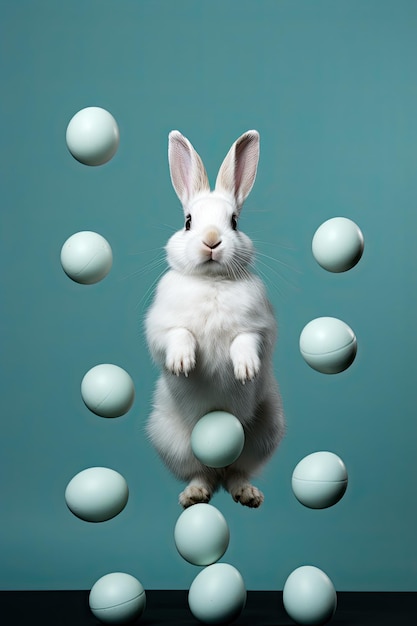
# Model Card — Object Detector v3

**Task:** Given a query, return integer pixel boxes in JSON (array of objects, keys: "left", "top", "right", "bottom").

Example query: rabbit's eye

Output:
[
  {"left": 185, "top": 215, "right": 192, "bottom": 231},
  {"left": 231, "top": 215, "right": 238, "bottom": 230}
]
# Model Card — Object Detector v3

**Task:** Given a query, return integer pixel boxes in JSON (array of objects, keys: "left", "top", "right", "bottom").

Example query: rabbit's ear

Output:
[
  {"left": 215, "top": 130, "right": 260, "bottom": 211},
  {"left": 168, "top": 131, "right": 210, "bottom": 207}
]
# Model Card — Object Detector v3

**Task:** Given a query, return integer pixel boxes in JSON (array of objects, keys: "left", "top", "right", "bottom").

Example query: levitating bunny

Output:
[{"left": 145, "top": 130, "right": 285, "bottom": 508}]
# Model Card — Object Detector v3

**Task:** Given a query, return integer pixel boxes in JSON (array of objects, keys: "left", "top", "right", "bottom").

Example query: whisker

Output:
[
  {"left": 135, "top": 263, "right": 168, "bottom": 313},
  {"left": 253, "top": 256, "right": 299, "bottom": 302},
  {"left": 159, "top": 223, "right": 178, "bottom": 234},
  {"left": 120, "top": 253, "right": 166, "bottom": 282},
  {"left": 228, "top": 256, "right": 251, "bottom": 282},
  {"left": 252, "top": 237, "right": 298, "bottom": 253},
  {"left": 126, "top": 246, "right": 166, "bottom": 257},
  {"left": 255, "top": 250, "right": 301, "bottom": 274},
  {"left": 252, "top": 259, "right": 288, "bottom": 300}
]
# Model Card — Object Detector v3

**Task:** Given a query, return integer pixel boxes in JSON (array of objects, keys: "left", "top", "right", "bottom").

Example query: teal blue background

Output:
[{"left": 1, "top": 0, "right": 416, "bottom": 591}]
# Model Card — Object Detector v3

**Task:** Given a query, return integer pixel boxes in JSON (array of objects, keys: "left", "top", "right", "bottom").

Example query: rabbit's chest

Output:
[
  {"left": 182, "top": 283, "right": 242, "bottom": 338},
  {"left": 153, "top": 271, "right": 267, "bottom": 356}
]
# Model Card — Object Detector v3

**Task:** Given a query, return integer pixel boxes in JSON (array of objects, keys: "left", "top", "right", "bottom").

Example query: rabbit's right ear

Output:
[{"left": 168, "top": 131, "right": 210, "bottom": 208}]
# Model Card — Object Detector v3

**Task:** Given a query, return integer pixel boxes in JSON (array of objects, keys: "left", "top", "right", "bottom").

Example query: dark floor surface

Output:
[{"left": 1, "top": 590, "right": 415, "bottom": 625}]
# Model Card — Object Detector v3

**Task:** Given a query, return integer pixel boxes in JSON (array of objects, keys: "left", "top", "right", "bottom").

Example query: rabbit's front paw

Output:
[
  {"left": 165, "top": 329, "right": 196, "bottom": 377},
  {"left": 166, "top": 349, "right": 196, "bottom": 377},
  {"left": 232, "top": 353, "right": 260, "bottom": 384},
  {"left": 230, "top": 332, "right": 260, "bottom": 384}
]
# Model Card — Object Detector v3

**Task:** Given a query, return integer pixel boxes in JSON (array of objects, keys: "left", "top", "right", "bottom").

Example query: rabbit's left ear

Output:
[{"left": 215, "top": 130, "right": 260, "bottom": 211}]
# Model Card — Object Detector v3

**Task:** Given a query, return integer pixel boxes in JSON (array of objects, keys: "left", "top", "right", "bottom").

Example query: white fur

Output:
[{"left": 145, "top": 130, "right": 285, "bottom": 508}]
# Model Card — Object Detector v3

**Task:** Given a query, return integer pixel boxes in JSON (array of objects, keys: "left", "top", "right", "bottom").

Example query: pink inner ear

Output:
[{"left": 169, "top": 133, "right": 210, "bottom": 206}]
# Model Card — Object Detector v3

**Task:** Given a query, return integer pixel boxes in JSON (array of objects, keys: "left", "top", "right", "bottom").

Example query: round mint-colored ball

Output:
[
  {"left": 299, "top": 317, "right": 357, "bottom": 374},
  {"left": 191, "top": 411, "right": 245, "bottom": 468},
  {"left": 312, "top": 217, "right": 364, "bottom": 272},
  {"left": 89, "top": 573, "right": 146, "bottom": 623},
  {"left": 60, "top": 231, "right": 113, "bottom": 284},
  {"left": 188, "top": 563, "right": 246, "bottom": 624},
  {"left": 66, "top": 106, "right": 120, "bottom": 166},
  {"left": 65, "top": 467, "right": 129, "bottom": 522},
  {"left": 292, "top": 451, "right": 348, "bottom": 509},
  {"left": 81, "top": 364, "right": 135, "bottom": 417},
  {"left": 174, "top": 503, "right": 230, "bottom": 566},
  {"left": 283, "top": 565, "right": 337, "bottom": 625}
]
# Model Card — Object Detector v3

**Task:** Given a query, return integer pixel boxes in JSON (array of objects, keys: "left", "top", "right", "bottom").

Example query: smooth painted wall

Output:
[{"left": 1, "top": 0, "right": 416, "bottom": 591}]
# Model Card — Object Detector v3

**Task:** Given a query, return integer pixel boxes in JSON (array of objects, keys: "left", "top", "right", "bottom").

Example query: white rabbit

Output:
[{"left": 145, "top": 130, "right": 285, "bottom": 508}]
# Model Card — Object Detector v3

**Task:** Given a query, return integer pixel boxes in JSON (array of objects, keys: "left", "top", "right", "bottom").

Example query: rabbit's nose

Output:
[
  {"left": 203, "top": 229, "right": 222, "bottom": 249},
  {"left": 204, "top": 239, "right": 222, "bottom": 250}
]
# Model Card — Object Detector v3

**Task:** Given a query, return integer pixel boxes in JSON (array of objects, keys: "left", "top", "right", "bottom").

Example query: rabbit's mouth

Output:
[
  {"left": 196, "top": 257, "right": 226, "bottom": 275},
  {"left": 202, "top": 257, "right": 221, "bottom": 268},
  {"left": 199, "top": 245, "right": 223, "bottom": 265},
  {"left": 201, "top": 258, "right": 240, "bottom": 279}
]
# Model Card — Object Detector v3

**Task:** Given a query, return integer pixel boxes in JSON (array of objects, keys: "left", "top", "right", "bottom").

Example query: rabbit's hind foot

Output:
[
  {"left": 179, "top": 484, "right": 211, "bottom": 508},
  {"left": 231, "top": 484, "right": 264, "bottom": 508}
]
